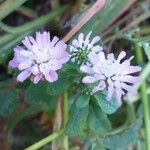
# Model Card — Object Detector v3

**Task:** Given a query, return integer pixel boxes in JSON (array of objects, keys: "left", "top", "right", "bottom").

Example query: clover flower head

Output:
[
  {"left": 80, "top": 51, "right": 142, "bottom": 105},
  {"left": 9, "top": 31, "right": 69, "bottom": 84},
  {"left": 69, "top": 31, "right": 103, "bottom": 65}
]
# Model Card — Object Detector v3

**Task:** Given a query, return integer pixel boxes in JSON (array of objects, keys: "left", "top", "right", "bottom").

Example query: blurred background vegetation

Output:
[{"left": 0, "top": 0, "right": 150, "bottom": 150}]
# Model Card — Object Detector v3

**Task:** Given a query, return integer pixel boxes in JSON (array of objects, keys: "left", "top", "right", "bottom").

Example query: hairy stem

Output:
[
  {"left": 24, "top": 130, "right": 64, "bottom": 150},
  {"left": 135, "top": 43, "right": 150, "bottom": 150},
  {"left": 62, "top": 91, "right": 69, "bottom": 150}
]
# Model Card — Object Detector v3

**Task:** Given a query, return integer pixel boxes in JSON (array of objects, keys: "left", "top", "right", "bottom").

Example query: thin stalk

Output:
[
  {"left": 135, "top": 43, "right": 150, "bottom": 150},
  {"left": 140, "top": 82, "right": 150, "bottom": 150},
  {"left": 0, "top": 0, "right": 28, "bottom": 20},
  {"left": 62, "top": 91, "right": 69, "bottom": 150},
  {"left": 16, "top": 6, "right": 37, "bottom": 18},
  {"left": 0, "top": 5, "right": 68, "bottom": 47},
  {"left": 24, "top": 130, "right": 64, "bottom": 150}
]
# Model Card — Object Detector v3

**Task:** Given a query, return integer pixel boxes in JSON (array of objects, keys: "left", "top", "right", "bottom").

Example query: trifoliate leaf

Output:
[
  {"left": 94, "top": 91, "right": 118, "bottom": 114},
  {"left": 76, "top": 93, "right": 90, "bottom": 108},
  {"left": 66, "top": 104, "right": 89, "bottom": 136},
  {"left": 88, "top": 103, "right": 111, "bottom": 136},
  {"left": 103, "top": 118, "right": 142, "bottom": 150}
]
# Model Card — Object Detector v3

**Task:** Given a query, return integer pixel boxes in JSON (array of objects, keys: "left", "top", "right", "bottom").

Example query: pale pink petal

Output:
[
  {"left": 119, "top": 75, "right": 142, "bottom": 83},
  {"left": 107, "top": 79, "right": 114, "bottom": 101},
  {"left": 117, "top": 51, "right": 126, "bottom": 62},
  {"left": 78, "top": 33, "right": 84, "bottom": 47},
  {"left": 121, "top": 83, "right": 137, "bottom": 94},
  {"left": 34, "top": 73, "right": 42, "bottom": 84},
  {"left": 72, "top": 39, "right": 79, "bottom": 47},
  {"left": 9, "top": 58, "right": 19, "bottom": 68},
  {"left": 18, "top": 61, "right": 32, "bottom": 70},
  {"left": 29, "top": 36, "right": 37, "bottom": 45},
  {"left": 107, "top": 53, "right": 114, "bottom": 62},
  {"left": 80, "top": 65, "right": 94, "bottom": 74},
  {"left": 44, "top": 70, "right": 58, "bottom": 82},
  {"left": 36, "top": 32, "right": 42, "bottom": 48},
  {"left": 50, "top": 61, "right": 62, "bottom": 71},
  {"left": 22, "top": 37, "right": 32, "bottom": 49},
  {"left": 91, "top": 36, "right": 100, "bottom": 45},
  {"left": 92, "top": 81, "right": 106, "bottom": 93},
  {"left": 115, "top": 88, "right": 123, "bottom": 106},
  {"left": 91, "top": 45, "right": 103, "bottom": 53},
  {"left": 88, "top": 52, "right": 99, "bottom": 64},
  {"left": 84, "top": 31, "right": 92, "bottom": 45},
  {"left": 82, "top": 76, "right": 99, "bottom": 83},
  {"left": 50, "top": 36, "right": 59, "bottom": 47},
  {"left": 17, "top": 69, "right": 31, "bottom": 82},
  {"left": 122, "top": 66, "right": 142, "bottom": 75},
  {"left": 31, "top": 65, "right": 39, "bottom": 75}
]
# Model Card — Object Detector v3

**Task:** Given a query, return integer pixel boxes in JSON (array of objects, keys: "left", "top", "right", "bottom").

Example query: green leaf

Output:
[
  {"left": 25, "top": 81, "right": 54, "bottom": 106},
  {"left": 76, "top": 93, "right": 90, "bottom": 108},
  {"left": 88, "top": 103, "right": 111, "bottom": 136},
  {"left": 47, "top": 73, "right": 75, "bottom": 95},
  {"left": 0, "top": 90, "right": 19, "bottom": 116},
  {"left": 94, "top": 91, "right": 118, "bottom": 114},
  {"left": 66, "top": 104, "right": 89, "bottom": 136},
  {"left": 103, "top": 118, "right": 142, "bottom": 150}
]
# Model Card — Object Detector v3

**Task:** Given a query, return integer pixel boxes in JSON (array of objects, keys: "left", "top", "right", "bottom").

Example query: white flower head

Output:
[
  {"left": 69, "top": 31, "right": 103, "bottom": 65},
  {"left": 80, "top": 51, "right": 142, "bottom": 105},
  {"left": 9, "top": 31, "right": 70, "bottom": 84}
]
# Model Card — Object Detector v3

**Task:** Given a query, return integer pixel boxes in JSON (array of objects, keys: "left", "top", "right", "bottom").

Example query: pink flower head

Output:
[
  {"left": 9, "top": 32, "right": 69, "bottom": 84},
  {"left": 69, "top": 31, "right": 103, "bottom": 65},
  {"left": 80, "top": 51, "right": 142, "bottom": 105}
]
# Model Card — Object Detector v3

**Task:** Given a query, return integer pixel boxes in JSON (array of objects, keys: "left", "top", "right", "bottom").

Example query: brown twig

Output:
[
  {"left": 51, "top": 95, "right": 63, "bottom": 150},
  {"left": 63, "top": 0, "right": 106, "bottom": 42},
  {"left": 103, "top": 0, "right": 137, "bottom": 30}
]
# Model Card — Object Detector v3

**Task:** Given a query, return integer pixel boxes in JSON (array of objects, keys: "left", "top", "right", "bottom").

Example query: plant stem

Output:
[
  {"left": 0, "top": 0, "right": 28, "bottom": 20},
  {"left": 135, "top": 43, "right": 150, "bottom": 150},
  {"left": 24, "top": 130, "right": 64, "bottom": 150},
  {"left": 141, "top": 82, "right": 150, "bottom": 150},
  {"left": 51, "top": 96, "right": 63, "bottom": 150},
  {"left": 62, "top": 91, "right": 69, "bottom": 150},
  {"left": 0, "top": 5, "right": 68, "bottom": 47}
]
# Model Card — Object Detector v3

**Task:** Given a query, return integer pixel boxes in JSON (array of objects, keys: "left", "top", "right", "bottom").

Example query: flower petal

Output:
[
  {"left": 78, "top": 33, "right": 84, "bottom": 47},
  {"left": 45, "top": 70, "right": 58, "bottom": 82},
  {"left": 117, "top": 51, "right": 126, "bottom": 62},
  {"left": 91, "top": 45, "right": 103, "bottom": 53},
  {"left": 34, "top": 73, "right": 42, "bottom": 84},
  {"left": 121, "top": 82, "right": 137, "bottom": 94},
  {"left": 17, "top": 69, "right": 31, "bottom": 82},
  {"left": 92, "top": 81, "right": 106, "bottom": 93},
  {"left": 107, "top": 79, "right": 114, "bottom": 101},
  {"left": 82, "top": 76, "right": 99, "bottom": 83},
  {"left": 80, "top": 65, "right": 93, "bottom": 74},
  {"left": 91, "top": 36, "right": 100, "bottom": 45},
  {"left": 122, "top": 66, "right": 142, "bottom": 75}
]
